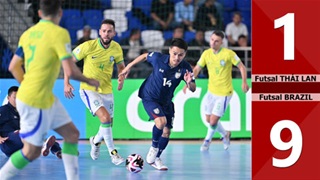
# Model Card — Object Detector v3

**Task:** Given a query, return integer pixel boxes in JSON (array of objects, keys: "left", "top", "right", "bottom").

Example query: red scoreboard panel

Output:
[{"left": 252, "top": 0, "right": 320, "bottom": 179}]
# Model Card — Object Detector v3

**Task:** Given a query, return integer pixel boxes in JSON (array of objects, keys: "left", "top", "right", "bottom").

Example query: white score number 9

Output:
[
  {"left": 270, "top": 120, "right": 302, "bottom": 168},
  {"left": 274, "top": 13, "right": 295, "bottom": 60}
]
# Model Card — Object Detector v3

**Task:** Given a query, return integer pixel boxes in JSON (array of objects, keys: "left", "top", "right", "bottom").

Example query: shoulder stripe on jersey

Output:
[
  {"left": 116, "top": 60, "right": 124, "bottom": 64},
  {"left": 60, "top": 54, "right": 72, "bottom": 61},
  {"left": 15, "top": 46, "right": 24, "bottom": 58}
]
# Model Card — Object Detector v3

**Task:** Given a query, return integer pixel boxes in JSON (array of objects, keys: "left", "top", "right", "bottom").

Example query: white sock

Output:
[
  {"left": 100, "top": 126, "right": 115, "bottom": 154},
  {"left": 0, "top": 158, "right": 20, "bottom": 179},
  {"left": 62, "top": 153, "right": 79, "bottom": 180},
  {"left": 93, "top": 127, "right": 104, "bottom": 144},
  {"left": 216, "top": 121, "right": 227, "bottom": 137},
  {"left": 204, "top": 127, "right": 215, "bottom": 141}
]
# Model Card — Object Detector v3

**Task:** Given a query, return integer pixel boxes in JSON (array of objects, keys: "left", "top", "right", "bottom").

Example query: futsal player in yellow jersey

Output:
[
  {"left": 64, "top": 19, "right": 126, "bottom": 165},
  {"left": 192, "top": 30, "right": 249, "bottom": 151},
  {"left": 0, "top": 1, "right": 99, "bottom": 179}
]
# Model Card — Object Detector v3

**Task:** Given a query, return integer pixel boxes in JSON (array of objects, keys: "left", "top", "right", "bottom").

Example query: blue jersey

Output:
[
  {"left": 0, "top": 103, "right": 20, "bottom": 137},
  {"left": 138, "top": 52, "right": 194, "bottom": 104}
]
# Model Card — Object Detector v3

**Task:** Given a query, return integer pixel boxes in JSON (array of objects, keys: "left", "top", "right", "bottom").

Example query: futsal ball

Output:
[{"left": 126, "top": 153, "right": 144, "bottom": 173}]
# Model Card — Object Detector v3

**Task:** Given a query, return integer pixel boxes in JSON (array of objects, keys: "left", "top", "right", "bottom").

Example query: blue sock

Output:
[
  {"left": 152, "top": 125, "right": 163, "bottom": 148},
  {"left": 156, "top": 137, "right": 169, "bottom": 157}
]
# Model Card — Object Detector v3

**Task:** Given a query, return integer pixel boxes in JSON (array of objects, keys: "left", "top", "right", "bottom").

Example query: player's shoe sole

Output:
[{"left": 42, "top": 135, "right": 56, "bottom": 156}]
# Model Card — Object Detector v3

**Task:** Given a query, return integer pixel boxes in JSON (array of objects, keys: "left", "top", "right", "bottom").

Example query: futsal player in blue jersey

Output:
[{"left": 119, "top": 38, "right": 196, "bottom": 170}]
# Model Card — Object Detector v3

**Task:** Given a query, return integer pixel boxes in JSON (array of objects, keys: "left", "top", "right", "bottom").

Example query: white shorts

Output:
[
  {"left": 204, "top": 92, "right": 232, "bottom": 117},
  {"left": 16, "top": 97, "right": 72, "bottom": 147},
  {"left": 79, "top": 90, "right": 114, "bottom": 117}
]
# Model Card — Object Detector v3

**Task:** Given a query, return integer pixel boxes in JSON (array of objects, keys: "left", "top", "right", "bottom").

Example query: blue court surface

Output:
[{"left": 0, "top": 140, "right": 251, "bottom": 180}]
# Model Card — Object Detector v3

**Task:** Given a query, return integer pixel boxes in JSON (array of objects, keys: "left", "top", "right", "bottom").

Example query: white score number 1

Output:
[
  {"left": 271, "top": 13, "right": 302, "bottom": 168},
  {"left": 274, "top": 13, "right": 295, "bottom": 60}
]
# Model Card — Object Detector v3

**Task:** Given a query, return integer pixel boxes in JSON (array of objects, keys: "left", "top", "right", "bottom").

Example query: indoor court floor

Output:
[{"left": 0, "top": 140, "right": 251, "bottom": 180}]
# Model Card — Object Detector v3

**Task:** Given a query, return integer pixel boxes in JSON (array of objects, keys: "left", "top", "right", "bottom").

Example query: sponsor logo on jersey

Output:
[
  {"left": 94, "top": 100, "right": 100, "bottom": 107},
  {"left": 110, "top": 56, "right": 115, "bottom": 62},
  {"left": 159, "top": 68, "right": 164, "bottom": 73},
  {"left": 153, "top": 108, "right": 160, "bottom": 114},
  {"left": 175, "top": 71, "right": 181, "bottom": 79},
  {"left": 74, "top": 47, "right": 81, "bottom": 54},
  {"left": 220, "top": 60, "right": 226, "bottom": 67}
]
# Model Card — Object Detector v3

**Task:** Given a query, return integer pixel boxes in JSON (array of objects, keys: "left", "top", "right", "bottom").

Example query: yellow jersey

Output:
[
  {"left": 16, "top": 20, "right": 72, "bottom": 108},
  {"left": 73, "top": 39, "right": 124, "bottom": 94},
  {"left": 198, "top": 47, "right": 240, "bottom": 96}
]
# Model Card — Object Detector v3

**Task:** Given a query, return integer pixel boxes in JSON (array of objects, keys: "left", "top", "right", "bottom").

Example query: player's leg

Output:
[
  {"left": 0, "top": 99, "right": 44, "bottom": 179},
  {"left": 96, "top": 93, "right": 124, "bottom": 165},
  {"left": 201, "top": 93, "right": 216, "bottom": 151},
  {"left": 79, "top": 90, "right": 103, "bottom": 160},
  {"left": 210, "top": 95, "right": 232, "bottom": 150},
  {"left": 54, "top": 123, "right": 79, "bottom": 180},
  {"left": 142, "top": 100, "right": 168, "bottom": 165},
  {"left": 151, "top": 126, "right": 170, "bottom": 171},
  {"left": 146, "top": 115, "right": 166, "bottom": 165},
  {"left": 52, "top": 98, "right": 79, "bottom": 180},
  {"left": 151, "top": 102, "right": 174, "bottom": 170}
]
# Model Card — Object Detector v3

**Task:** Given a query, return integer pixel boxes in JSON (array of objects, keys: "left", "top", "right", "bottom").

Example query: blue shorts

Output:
[
  {"left": 142, "top": 100, "right": 174, "bottom": 129},
  {"left": 0, "top": 132, "right": 23, "bottom": 157}
]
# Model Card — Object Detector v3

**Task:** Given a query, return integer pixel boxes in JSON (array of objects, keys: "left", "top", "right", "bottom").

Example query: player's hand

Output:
[
  {"left": 0, "top": 136, "right": 8, "bottom": 144},
  {"left": 87, "top": 79, "right": 100, "bottom": 91},
  {"left": 118, "top": 68, "right": 130, "bottom": 79},
  {"left": 64, "top": 83, "right": 75, "bottom": 99},
  {"left": 184, "top": 70, "right": 193, "bottom": 84},
  {"left": 118, "top": 75, "right": 124, "bottom": 91},
  {"left": 242, "top": 82, "right": 249, "bottom": 93}
]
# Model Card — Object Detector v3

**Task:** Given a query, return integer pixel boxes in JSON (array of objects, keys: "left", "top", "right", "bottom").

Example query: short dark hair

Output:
[
  {"left": 238, "top": 34, "right": 247, "bottom": 40},
  {"left": 212, "top": 30, "right": 225, "bottom": 39},
  {"left": 170, "top": 38, "right": 188, "bottom": 51},
  {"left": 40, "top": 0, "right": 61, "bottom": 17},
  {"left": 8, "top": 86, "right": 18, "bottom": 96},
  {"left": 130, "top": 28, "right": 140, "bottom": 37},
  {"left": 101, "top": 19, "right": 115, "bottom": 28}
]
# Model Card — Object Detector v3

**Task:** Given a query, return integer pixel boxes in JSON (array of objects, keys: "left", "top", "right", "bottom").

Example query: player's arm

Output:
[
  {"left": 63, "top": 56, "right": 78, "bottom": 98},
  {"left": 192, "top": 64, "right": 202, "bottom": 79},
  {"left": 184, "top": 70, "right": 196, "bottom": 92},
  {"left": 118, "top": 53, "right": 148, "bottom": 78},
  {"left": 237, "top": 61, "right": 249, "bottom": 93},
  {"left": 116, "top": 61, "right": 126, "bottom": 91},
  {"left": 62, "top": 57, "right": 99, "bottom": 96},
  {"left": 8, "top": 55, "right": 24, "bottom": 83}
]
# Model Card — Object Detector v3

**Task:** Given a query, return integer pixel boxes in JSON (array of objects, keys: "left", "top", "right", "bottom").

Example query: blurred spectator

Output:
[
  {"left": 62, "top": 0, "right": 100, "bottom": 9},
  {"left": 120, "top": 29, "right": 147, "bottom": 62},
  {"left": 27, "top": 0, "right": 40, "bottom": 24},
  {"left": 225, "top": 12, "right": 248, "bottom": 46},
  {"left": 194, "top": 0, "right": 223, "bottom": 31},
  {"left": 237, "top": 34, "right": 249, "bottom": 47},
  {"left": 194, "top": 0, "right": 223, "bottom": 22},
  {"left": 234, "top": 34, "right": 251, "bottom": 60},
  {"left": 80, "top": 0, "right": 101, "bottom": 10},
  {"left": 163, "top": 26, "right": 184, "bottom": 54},
  {"left": 120, "top": 29, "right": 150, "bottom": 78},
  {"left": 174, "top": 0, "right": 195, "bottom": 32},
  {"left": 188, "top": 30, "right": 209, "bottom": 61},
  {"left": 151, "top": 0, "right": 177, "bottom": 30},
  {"left": 77, "top": 25, "right": 92, "bottom": 46},
  {"left": 0, "top": 34, "right": 13, "bottom": 78}
]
